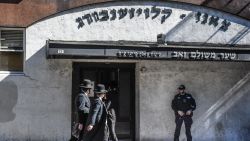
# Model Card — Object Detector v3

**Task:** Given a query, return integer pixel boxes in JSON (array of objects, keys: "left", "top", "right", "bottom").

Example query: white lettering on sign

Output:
[
  {"left": 189, "top": 50, "right": 216, "bottom": 60},
  {"left": 171, "top": 50, "right": 237, "bottom": 60},
  {"left": 218, "top": 53, "right": 237, "bottom": 60},
  {"left": 57, "top": 49, "right": 65, "bottom": 54},
  {"left": 117, "top": 51, "right": 161, "bottom": 58}
]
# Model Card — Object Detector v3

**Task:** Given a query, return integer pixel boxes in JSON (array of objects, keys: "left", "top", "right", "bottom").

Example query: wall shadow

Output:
[{"left": 0, "top": 81, "right": 18, "bottom": 122}]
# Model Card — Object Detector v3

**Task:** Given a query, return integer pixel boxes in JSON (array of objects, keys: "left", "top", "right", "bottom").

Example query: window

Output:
[{"left": 0, "top": 29, "right": 24, "bottom": 72}]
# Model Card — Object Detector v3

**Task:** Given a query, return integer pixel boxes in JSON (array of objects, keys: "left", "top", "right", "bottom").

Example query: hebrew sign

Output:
[
  {"left": 116, "top": 50, "right": 238, "bottom": 61},
  {"left": 75, "top": 6, "right": 231, "bottom": 31},
  {"left": 47, "top": 41, "right": 250, "bottom": 62}
]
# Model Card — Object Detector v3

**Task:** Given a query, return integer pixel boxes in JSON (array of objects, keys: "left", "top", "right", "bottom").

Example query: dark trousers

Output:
[
  {"left": 78, "top": 127, "right": 84, "bottom": 141},
  {"left": 107, "top": 109, "right": 118, "bottom": 141},
  {"left": 78, "top": 113, "right": 88, "bottom": 141},
  {"left": 108, "top": 120, "right": 118, "bottom": 141},
  {"left": 174, "top": 116, "right": 193, "bottom": 141}
]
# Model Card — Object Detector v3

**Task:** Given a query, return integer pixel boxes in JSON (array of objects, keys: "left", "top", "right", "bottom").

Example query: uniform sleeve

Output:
[
  {"left": 190, "top": 95, "right": 196, "bottom": 111},
  {"left": 89, "top": 100, "right": 101, "bottom": 126},
  {"left": 171, "top": 96, "right": 178, "bottom": 111}
]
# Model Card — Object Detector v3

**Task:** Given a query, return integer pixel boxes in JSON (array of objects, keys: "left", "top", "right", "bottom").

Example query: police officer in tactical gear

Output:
[
  {"left": 75, "top": 79, "right": 92, "bottom": 141},
  {"left": 171, "top": 85, "right": 196, "bottom": 141}
]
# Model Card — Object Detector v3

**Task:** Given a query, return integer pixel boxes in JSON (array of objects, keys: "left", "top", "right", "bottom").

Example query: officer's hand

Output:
[
  {"left": 86, "top": 125, "right": 93, "bottom": 131},
  {"left": 78, "top": 123, "right": 83, "bottom": 130},
  {"left": 186, "top": 110, "right": 192, "bottom": 115},
  {"left": 178, "top": 111, "right": 184, "bottom": 116}
]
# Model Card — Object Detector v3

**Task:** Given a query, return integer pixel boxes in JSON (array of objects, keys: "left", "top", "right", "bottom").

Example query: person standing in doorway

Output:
[
  {"left": 84, "top": 84, "right": 109, "bottom": 141},
  {"left": 104, "top": 81, "right": 119, "bottom": 141},
  {"left": 75, "top": 79, "right": 92, "bottom": 141},
  {"left": 171, "top": 85, "right": 196, "bottom": 141}
]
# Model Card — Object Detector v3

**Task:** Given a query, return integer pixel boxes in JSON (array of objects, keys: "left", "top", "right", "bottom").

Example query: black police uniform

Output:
[{"left": 171, "top": 93, "right": 196, "bottom": 141}]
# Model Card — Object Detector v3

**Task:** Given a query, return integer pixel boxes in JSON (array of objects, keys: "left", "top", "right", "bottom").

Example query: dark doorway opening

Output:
[{"left": 72, "top": 62, "right": 135, "bottom": 141}]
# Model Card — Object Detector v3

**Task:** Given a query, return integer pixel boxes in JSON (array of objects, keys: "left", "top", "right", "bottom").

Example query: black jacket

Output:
[
  {"left": 171, "top": 93, "right": 196, "bottom": 114},
  {"left": 89, "top": 98, "right": 105, "bottom": 126},
  {"left": 84, "top": 98, "right": 109, "bottom": 141}
]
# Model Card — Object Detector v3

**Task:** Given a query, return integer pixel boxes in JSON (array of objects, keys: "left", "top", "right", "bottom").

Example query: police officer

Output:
[
  {"left": 171, "top": 85, "right": 196, "bottom": 141},
  {"left": 75, "top": 79, "right": 92, "bottom": 141}
]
